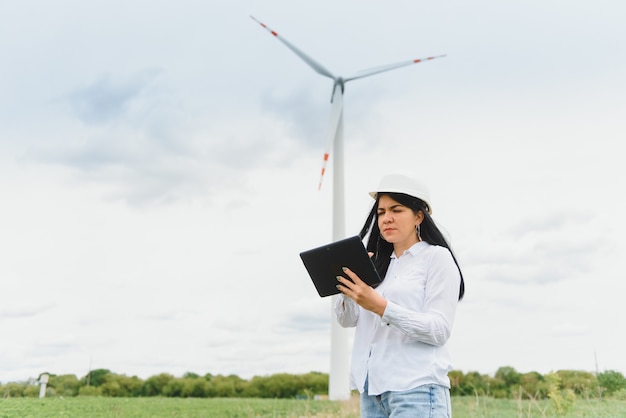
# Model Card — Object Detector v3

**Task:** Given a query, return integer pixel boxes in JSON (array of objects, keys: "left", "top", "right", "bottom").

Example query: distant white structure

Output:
[
  {"left": 39, "top": 373, "right": 49, "bottom": 398},
  {"left": 252, "top": 16, "right": 445, "bottom": 400}
]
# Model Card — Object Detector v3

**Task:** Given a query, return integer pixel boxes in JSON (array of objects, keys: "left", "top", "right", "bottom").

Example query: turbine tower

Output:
[{"left": 251, "top": 16, "right": 445, "bottom": 400}]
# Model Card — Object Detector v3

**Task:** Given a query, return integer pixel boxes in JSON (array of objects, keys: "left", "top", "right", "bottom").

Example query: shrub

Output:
[
  {"left": 78, "top": 385, "right": 102, "bottom": 396},
  {"left": 597, "top": 370, "right": 626, "bottom": 396}
]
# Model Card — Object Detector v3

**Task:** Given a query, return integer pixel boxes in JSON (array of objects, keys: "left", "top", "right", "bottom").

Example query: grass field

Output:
[
  {"left": 453, "top": 396, "right": 626, "bottom": 417},
  {"left": 1, "top": 396, "right": 626, "bottom": 417}
]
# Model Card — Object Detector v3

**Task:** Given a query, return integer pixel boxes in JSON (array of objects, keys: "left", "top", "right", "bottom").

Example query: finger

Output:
[
  {"left": 336, "top": 283, "right": 346, "bottom": 294},
  {"left": 341, "top": 267, "right": 364, "bottom": 285},
  {"left": 336, "top": 275, "right": 354, "bottom": 291},
  {"left": 335, "top": 277, "right": 352, "bottom": 297}
]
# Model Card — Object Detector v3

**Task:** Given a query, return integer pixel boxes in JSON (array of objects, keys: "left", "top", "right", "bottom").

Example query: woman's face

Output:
[{"left": 377, "top": 194, "right": 423, "bottom": 252}]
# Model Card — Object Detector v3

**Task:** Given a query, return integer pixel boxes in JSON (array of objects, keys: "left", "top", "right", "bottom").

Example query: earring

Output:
[{"left": 416, "top": 224, "right": 422, "bottom": 241}]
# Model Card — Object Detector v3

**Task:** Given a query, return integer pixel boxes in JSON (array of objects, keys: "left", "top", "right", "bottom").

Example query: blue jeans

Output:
[{"left": 361, "top": 379, "right": 452, "bottom": 417}]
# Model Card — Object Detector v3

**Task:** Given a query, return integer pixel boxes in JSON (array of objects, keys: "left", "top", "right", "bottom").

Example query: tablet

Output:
[{"left": 299, "top": 235, "right": 382, "bottom": 297}]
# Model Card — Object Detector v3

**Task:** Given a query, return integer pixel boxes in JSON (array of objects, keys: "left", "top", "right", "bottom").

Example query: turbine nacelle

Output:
[{"left": 331, "top": 78, "right": 345, "bottom": 103}]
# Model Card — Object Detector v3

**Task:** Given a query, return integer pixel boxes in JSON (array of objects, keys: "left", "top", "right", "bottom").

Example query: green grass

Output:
[
  {"left": 1, "top": 396, "right": 626, "bottom": 417},
  {"left": 0, "top": 397, "right": 348, "bottom": 418},
  {"left": 453, "top": 396, "right": 626, "bottom": 417}
]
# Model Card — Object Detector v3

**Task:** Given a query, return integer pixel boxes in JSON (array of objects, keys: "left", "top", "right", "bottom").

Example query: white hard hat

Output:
[{"left": 369, "top": 173, "right": 432, "bottom": 214}]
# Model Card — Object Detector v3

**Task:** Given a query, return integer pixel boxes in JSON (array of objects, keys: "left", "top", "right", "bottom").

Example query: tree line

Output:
[
  {"left": 449, "top": 367, "right": 626, "bottom": 400},
  {"left": 2, "top": 367, "right": 625, "bottom": 400},
  {"left": 1, "top": 370, "right": 328, "bottom": 399}
]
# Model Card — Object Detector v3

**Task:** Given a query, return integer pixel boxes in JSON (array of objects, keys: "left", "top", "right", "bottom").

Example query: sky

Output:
[{"left": 1, "top": 0, "right": 625, "bottom": 384}]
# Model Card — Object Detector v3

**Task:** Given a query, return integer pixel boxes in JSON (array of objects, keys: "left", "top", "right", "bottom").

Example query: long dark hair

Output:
[{"left": 358, "top": 192, "right": 465, "bottom": 301}]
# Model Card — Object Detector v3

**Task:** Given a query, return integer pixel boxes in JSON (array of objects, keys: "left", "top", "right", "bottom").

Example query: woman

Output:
[{"left": 335, "top": 173, "right": 465, "bottom": 417}]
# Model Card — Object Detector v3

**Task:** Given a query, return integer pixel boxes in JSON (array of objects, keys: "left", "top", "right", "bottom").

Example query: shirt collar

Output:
[{"left": 390, "top": 241, "right": 428, "bottom": 259}]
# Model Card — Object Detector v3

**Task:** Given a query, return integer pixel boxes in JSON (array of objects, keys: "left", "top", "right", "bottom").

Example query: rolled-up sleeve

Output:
[
  {"left": 380, "top": 247, "right": 460, "bottom": 346},
  {"left": 334, "top": 294, "right": 360, "bottom": 327}
]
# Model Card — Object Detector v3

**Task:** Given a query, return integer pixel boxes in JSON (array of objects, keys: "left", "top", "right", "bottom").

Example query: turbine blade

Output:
[
  {"left": 344, "top": 54, "right": 446, "bottom": 82},
  {"left": 318, "top": 87, "right": 344, "bottom": 190},
  {"left": 251, "top": 16, "right": 335, "bottom": 79}
]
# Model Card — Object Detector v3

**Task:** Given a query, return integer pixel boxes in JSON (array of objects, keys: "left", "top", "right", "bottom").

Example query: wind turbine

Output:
[{"left": 251, "top": 16, "right": 445, "bottom": 400}]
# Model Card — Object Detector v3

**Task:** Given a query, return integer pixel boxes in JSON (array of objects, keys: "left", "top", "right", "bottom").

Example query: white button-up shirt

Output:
[{"left": 335, "top": 241, "right": 461, "bottom": 395}]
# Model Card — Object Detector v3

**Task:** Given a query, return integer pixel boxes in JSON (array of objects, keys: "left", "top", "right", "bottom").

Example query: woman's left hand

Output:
[{"left": 337, "top": 267, "right": 387, "bottom": 316}]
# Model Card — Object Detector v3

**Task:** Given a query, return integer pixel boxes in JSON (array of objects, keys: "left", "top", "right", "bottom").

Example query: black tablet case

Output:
[{"left": 299, "top": 236, "right": 382, "bottom": 297}]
